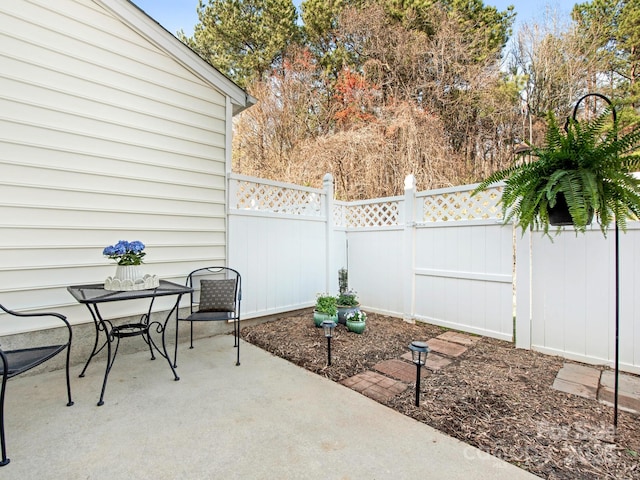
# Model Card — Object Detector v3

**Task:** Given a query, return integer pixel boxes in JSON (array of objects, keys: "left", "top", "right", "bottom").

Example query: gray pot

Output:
[{"left": 337, "top": 305, "right": 360, "bottom": 324}]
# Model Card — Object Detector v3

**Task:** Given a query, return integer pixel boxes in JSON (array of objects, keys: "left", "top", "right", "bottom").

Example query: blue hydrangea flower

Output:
[
  {"left": 103, "top": 240, "right": 146, "bottom": 265},
  {"left": 128, "top": 241, "right": 145, "bottom": 253}
]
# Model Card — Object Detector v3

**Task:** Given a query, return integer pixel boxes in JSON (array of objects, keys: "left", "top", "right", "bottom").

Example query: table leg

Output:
[
  {"left": 174, "top": 312, "right": 179, "bottom": 369},
  {"left": 89, "top": 304, "right": 114, "bottom": 407},
  {"left": 78, "top": 305, "right": 102, "bottom": 378},
  {"left": 142, "top": 296, "right": 157, "bottom": 361},
  {"left": 147, "top": 294, "right": 182, "bottom": 381},
  {"left": 76, "top": 303, "right": 114, "bottom": 406},
  {"left": 78, "top": 303, "right": 129, "bottom": 406},
  {"left": 97, "top": 327, "right": 117, "bottom": 407}
]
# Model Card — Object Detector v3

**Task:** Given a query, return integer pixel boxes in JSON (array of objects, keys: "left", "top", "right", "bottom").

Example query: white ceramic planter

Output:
[{"left": 104, "top": 265, "right": 159, "bottom": 291}]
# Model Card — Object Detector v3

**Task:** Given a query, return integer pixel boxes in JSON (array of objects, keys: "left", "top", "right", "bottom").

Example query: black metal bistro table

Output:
[{"left": 67, "top": 280, "right": 192, "bottom": 406}]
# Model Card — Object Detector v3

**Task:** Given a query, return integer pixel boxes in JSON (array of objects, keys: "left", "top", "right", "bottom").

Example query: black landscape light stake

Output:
[
  {"left": 322, "top": 320, "right": 336, "bottom": 366},
  {"left": 409, "top": 341, "right": 429, "bottom": 406}
]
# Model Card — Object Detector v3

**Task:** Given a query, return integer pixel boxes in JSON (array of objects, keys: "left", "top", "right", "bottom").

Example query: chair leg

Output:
[
  {"left": 64, "top": 347, "right": 74, "bottom": 407},
  {"left": 0, "top": 375, "right": 9, "bottom": 466},
  {"left": 189, "top": 321, "right": 194, "bottom": 349},
  {"left": 174, "top": 319, "right": 179, "bottom": 368},
  {"left": 233, "top": 319, "right": 238, "bottom": 348},
  {"left": 235, "top": 319, "right": 240, "bottom": 366}
]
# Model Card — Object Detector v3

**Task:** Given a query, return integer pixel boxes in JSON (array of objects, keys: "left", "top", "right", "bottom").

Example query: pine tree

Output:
[{"left": 180, "top": 0, "right": 300, "bottom": 87}]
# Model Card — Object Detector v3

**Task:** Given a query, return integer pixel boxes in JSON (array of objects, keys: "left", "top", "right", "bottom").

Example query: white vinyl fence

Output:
[
  {"left": 516, "top": 225, "right": 640, "bottom": 374},
  {"left": 228, "top": 174, "right": 341, "bottom": 318},
  {"left": 228, "top": 172, "right": 640, "bottom": 374},
  {"left": 344, "top": 177, "right": 514, "bottom": 341}
]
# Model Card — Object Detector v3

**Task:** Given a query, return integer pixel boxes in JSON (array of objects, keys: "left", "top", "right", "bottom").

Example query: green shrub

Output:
[{"left": 315, "top": 294, "right": 337, "bottom": 315}]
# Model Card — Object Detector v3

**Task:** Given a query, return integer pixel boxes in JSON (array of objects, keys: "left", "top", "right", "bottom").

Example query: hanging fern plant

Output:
[{"left": 472, "top": 105, "right": 640, "bottom": 236}]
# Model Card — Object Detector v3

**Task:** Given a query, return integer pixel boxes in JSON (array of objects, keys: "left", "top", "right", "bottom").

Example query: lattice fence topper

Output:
[
  {"left": 337, "top": 200, "right": 402, "bottom": 228},
  {"left": 232, "top": 175, "right": 503, "bottom": 224},
  {"left": 420, "top": 186, "right": 503, "bottom": 222},
  {"left": 234, "top": 179, "right": 324, "bottom": 216}
]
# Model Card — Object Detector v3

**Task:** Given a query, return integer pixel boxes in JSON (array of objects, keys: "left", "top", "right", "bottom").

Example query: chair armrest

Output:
[{"left": 0, "top": 304, "right": 73, "bottom": 343}]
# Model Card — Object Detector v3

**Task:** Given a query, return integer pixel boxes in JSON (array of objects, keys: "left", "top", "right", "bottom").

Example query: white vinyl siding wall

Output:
[{"left": 0, "top": 0, "right": 231, "bottom": 333}]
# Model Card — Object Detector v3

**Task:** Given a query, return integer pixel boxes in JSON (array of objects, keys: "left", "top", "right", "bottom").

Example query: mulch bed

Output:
[{"left": 241, "top": 311, "right": 640, "bottom": 480}]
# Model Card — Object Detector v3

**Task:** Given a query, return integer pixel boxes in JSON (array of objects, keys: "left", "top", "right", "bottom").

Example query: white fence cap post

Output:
[
  {"left": 323, "top": 173, "right": 334, "bottom": 187},
  {"left": 404, "top": 174, "right": 416, "bottom": 190}
]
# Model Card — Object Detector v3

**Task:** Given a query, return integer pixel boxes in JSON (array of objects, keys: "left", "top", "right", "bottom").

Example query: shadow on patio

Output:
[{"left": 2, "top": 334, "right": 539, "bottom": 479}]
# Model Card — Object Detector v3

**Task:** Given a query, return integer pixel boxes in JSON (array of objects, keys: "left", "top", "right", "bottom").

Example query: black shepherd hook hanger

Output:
[
  {"left": 564, "top": 92, "right": 616, "bottom": 132},
  {"left": 566, "top": 91, "right": 621, "bottom": 433}
]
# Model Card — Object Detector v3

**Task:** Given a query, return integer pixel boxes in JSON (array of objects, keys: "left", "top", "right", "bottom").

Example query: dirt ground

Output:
[{"left": 241, "top": 311, "right": 640, "bottom": 480}]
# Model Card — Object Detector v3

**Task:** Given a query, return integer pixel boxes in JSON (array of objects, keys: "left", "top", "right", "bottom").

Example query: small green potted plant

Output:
[
  {"left": 314, "top": 294, "right": 338, "bottom": 327},
  {"left": 472, "top": 103, "right": 640, "bottom": 236},
  {"left": 336, "top": 290, "right": 360, "bottom": 324},
  {"left": 345, "top": 309, "right": 367, "bottom": 334}
]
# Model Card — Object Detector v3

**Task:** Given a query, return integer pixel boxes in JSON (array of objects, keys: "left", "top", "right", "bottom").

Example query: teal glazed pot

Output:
[
  {"left": 346, "top": 319, "right": 366, "bottom": 334},
  {"left": 314, "top": 311, "right": 338, "bottom": 327}
]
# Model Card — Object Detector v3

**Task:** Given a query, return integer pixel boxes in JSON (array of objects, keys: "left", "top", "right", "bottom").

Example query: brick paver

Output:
[
  {"left": 426, "top": 338, "right": 468, "bottom": 357},
  {"left": 340, "top": 371, "right": 407, "bottom": 402},
  {"left": 557, "top": 363, "right": 601, "bottom": 384},
  {"left": 374, "top": 359, "right": 427, "bottom": 383},
  {"left": 552, "top": 363, "right": 640, "bottom": 414},
  {"left": 552, "top": 363, "right": 600, "bottom": 399},
  {"left": 437, "top": 331, "right": 479, "bottom": 346},
  {"left": 598, "top": 370, "right": 640, "bottom": 414},
  {"left": 552, "top": 378, "right": 598, "bottom": 400},
  {"left": 341, "top": 333, "right": 476, "bottom": 403},
  {"left": 400, "top": 352, "right": 452, "bottom": 371}
]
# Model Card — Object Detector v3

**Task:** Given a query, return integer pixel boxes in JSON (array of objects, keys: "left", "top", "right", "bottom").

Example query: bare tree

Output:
[{"left": 233, "top": 2, "right": 521, "bottom": 199}]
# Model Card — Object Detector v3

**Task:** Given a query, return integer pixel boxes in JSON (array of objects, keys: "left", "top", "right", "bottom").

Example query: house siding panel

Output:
[{"left": 0, "top": 0, "right": 231, "bottom": 333}]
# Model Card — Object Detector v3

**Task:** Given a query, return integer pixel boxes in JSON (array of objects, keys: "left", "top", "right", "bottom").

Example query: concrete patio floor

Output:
[{"left": 3, "top": 334, "right": 539, "bottom": 479}]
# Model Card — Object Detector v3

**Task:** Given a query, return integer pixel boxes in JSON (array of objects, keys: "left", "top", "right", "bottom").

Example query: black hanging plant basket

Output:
[{"left": 548, "top": 192, "right": 594, "bottom": 227}]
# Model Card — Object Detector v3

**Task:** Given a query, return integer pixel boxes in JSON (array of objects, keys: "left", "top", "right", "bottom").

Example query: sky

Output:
[{"left": 131, "top": 0, "right": 578, "bottom": 38}]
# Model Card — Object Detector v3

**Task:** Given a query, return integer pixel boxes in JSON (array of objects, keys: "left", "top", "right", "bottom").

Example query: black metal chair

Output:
[
  {"left": 175, "top": 267, "right": 242, "bottom": 366},
  {"left": 0, "top": 304, "right": 74, "bottom": 466}
]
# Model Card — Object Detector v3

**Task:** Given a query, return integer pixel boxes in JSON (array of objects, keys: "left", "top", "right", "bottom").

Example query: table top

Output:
[{"left": 67, "top": 280, "right": 192, "bottom": 304}]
